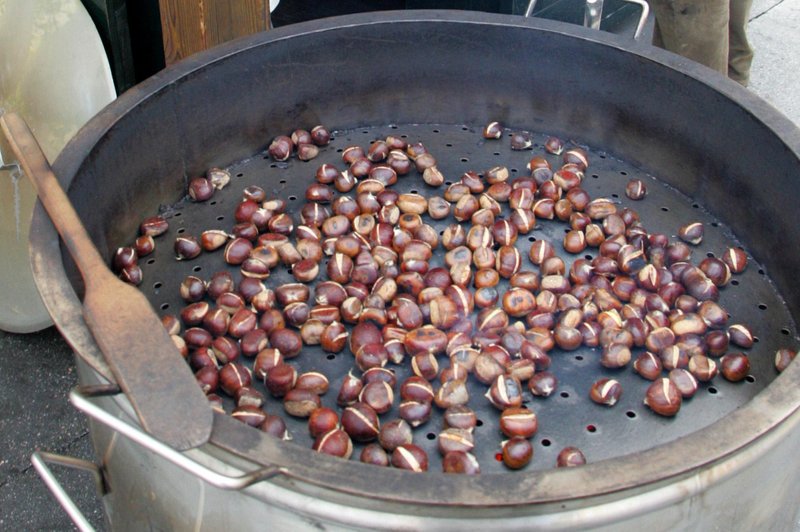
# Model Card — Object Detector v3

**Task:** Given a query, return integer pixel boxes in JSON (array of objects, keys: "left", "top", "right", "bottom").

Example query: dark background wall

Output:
[{"left": 80, "top": 0, "right": 641, "bottom": 93}]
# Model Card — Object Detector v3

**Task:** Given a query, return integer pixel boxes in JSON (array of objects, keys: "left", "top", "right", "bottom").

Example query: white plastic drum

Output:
[{"left": 0, "top": 0, "right": 115, "bottom": 332}]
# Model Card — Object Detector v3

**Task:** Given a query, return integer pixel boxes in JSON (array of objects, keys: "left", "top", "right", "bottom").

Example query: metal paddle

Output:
[{"left": 1, "top": 112, "right": 212, "bottom": 451}]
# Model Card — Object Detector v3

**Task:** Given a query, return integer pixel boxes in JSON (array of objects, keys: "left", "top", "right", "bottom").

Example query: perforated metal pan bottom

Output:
[{"left": 139, "top": 122, "right": 795, "bottom": 474}]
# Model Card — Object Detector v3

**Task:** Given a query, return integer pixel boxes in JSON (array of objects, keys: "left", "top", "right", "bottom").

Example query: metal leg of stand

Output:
[
  {"left": 30, "top": 451, "right": 105, "bottom": 532},
  {"left": 585, "top": 0, "right": 604, "bottom": 30},
  {"left": 524, "top": 0, "right": 537, "bottom": 17}
]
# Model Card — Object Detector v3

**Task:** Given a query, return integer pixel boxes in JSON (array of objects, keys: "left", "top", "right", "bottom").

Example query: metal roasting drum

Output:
[{"left": 25, "top": 11, "right": 800, "bottom": 530}]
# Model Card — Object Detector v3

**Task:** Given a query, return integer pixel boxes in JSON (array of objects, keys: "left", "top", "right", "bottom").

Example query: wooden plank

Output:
[{"left": 159, "top": 0, "right": 269, "bottom": 65}]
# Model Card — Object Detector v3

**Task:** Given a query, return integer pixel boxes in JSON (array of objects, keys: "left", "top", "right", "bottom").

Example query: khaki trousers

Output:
[{"left": 651, "top": 0, "right": 754, "bottom": 86}]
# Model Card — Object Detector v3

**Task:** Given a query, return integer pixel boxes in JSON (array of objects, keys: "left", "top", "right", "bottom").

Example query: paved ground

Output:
[
  {"left": 750, "top": 0, "right": 800, "bottom": 123},
  {"left": 0, "top": 328, "right": 105, "bottom": 530},
  {"left": 1, "top": 2, "right": 798, "bottom": 529}
]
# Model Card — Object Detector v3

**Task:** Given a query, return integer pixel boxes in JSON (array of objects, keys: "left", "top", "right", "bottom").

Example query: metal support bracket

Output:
[
  {"left": 585, "top": 0, "right": 604, "bottom": 30},
  {"left": 70, "top": 387, "right": 288, "bottom": 491},
  {"left": 525, "top": 0, "right": 649, "bottom": 40},
  {"left": 30, "top": 451, "right": 105, "bottom": 532},
  {"left": 524, "top": 0, "right": 538, "bottom": 18},
  {"left": 624, "top": 0, "right": 650, "bottom": 40}
]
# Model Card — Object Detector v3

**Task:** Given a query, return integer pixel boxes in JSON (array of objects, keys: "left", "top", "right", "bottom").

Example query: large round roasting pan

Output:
[{"left": 28, "top": 11, "right": 800, "bottom": 530}]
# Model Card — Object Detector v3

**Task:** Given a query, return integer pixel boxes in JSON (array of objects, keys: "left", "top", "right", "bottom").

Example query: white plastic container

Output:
[{"left": 0, "top": 0, "right": 115, "bottom": 332}]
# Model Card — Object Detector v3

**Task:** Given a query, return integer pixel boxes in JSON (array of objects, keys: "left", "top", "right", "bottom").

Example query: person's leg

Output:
[
  {"left": 650, "top": 0, "right": 730, "bottom": 77},
  {"left": 728, "top": 0, "right": 754, "bottom": 86}
]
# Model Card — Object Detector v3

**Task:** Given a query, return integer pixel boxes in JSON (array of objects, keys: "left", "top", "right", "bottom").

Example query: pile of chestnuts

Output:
[{"left": 111, "top": 121, "right": 797, "bottom": 474}]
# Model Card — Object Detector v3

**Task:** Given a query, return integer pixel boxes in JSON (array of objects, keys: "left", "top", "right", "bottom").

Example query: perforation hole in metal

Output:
[{"left": 137, "top": 123, "right": 795, "bottom": 473}]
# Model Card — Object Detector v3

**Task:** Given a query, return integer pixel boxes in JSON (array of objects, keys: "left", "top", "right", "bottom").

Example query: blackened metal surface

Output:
[
  {"left": 137, "top": 122, "right": 793, "bottom": 474},
  {"left": 28, "top": 11, "right": 800, "bottom": 506}
]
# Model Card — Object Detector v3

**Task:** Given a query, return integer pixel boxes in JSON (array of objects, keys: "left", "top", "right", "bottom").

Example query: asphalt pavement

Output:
[{"left": 1, "top": 1, "right": 798, "bottom": 529}]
